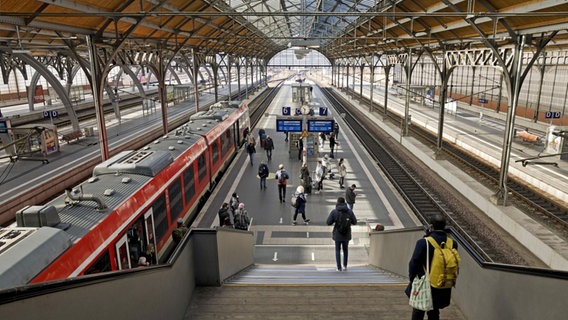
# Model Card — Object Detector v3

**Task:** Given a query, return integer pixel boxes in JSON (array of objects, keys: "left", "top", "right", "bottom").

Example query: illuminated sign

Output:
[
  {"left": 276, "top": 119, "right": 302, "bottom": 132},
  {"left": 0, "top": 120, "right": 7, "bottom": 134},
  {"left": 307, "top": 119, "right": 334, "bottom": 132}
]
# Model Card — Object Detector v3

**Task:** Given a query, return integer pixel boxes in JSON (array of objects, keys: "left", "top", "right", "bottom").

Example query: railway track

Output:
[
  {"left": 346, "top": 88, "right": 568, "bottom": 237},
  {"left": 321, "top": 87, "right": 523, "bottom": 263}
]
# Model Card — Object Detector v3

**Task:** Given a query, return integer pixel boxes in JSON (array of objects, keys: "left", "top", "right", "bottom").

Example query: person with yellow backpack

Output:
[{"left": 405, "top": 214, "right": 461, "bottom": 320}]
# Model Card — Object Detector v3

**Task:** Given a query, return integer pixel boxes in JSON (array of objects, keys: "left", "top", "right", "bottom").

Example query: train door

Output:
[
  {"left": 144, "top": 209, "right": 158, "bottom": 263},
  {"left": 236, "top": 120, "right": 242, "bottom": 147},
  {"left": 115, "top": 235, "right": 131, "bottom": 270}
]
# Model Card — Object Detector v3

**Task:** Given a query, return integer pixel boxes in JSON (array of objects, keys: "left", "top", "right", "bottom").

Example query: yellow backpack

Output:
[{"left": 426, "top": 236, "right": 460, "bottom": 289}]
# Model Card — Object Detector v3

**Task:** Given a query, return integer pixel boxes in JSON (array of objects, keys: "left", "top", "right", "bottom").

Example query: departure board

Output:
[
  {"left": 307, "top": 119, "right": 334, "bottom": 132},
  {"left": 276, "top": 119, "right": 302, "bottom": 132}
]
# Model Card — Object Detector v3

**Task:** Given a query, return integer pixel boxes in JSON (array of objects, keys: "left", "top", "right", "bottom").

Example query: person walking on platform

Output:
[
  {"left": 264, "top": 135, "right": 274, "bottom": 161},
  {"left": 300, "top": 162, "right": 311, "bottom": 194},
  {"left": 338, "top": 158, "right": 347, "bottom": 189},
  {"left": 297, "top": 138, "right": 303, "bottom": 161},
  {"left": 405, "top": 215, "right": 459, "bottom": 320},
  {"left": 345, "top": 184, "right": 357, "bottom": 210},
  {"left": 315, "top": 160, "right": 324, "bottom": 193},
  {"left": 275, "top": 164, "right": 289, "bottom": 203},
  {"left": 230, "top": 192, "right": 240, "bottom": 212},
  {"left": 329, "top": 133, "right": 338, "bottom": 158},
  {"left": 218, "top": 202, "right": 233, "bottom": 227},
  {"left": 326, "top": 197, "right": 357, "bottom": 271},
  {"left": 319, "top": 132, "right": 326, "bottom": 150},
  {"left": 258, "top": 160, "right": 269, "bottom": 190},
  {"left": 292, "top": 186, "right": 310, "bottom": 225},
  {"left": 333, "top": 122, "right": 340, "bottom": 139},
  {"left": 246, "top": 134, "right": 257, "bottom": 166},
  {"left": 258, "top": 128, "right": 267, "bottom": 148}
]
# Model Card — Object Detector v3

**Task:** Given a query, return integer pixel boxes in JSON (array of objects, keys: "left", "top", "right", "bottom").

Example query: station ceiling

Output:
[{"left": 1, "top": 0, "right": 568, "bottom": 62}]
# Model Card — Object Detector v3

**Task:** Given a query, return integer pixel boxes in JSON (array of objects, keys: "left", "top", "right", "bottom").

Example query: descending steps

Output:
[
  {"left": 184, "top": 265, "right": 466, "bottom": 319},
  {"left": 224, "top": 264, "right": 406, "bottom": 285}
]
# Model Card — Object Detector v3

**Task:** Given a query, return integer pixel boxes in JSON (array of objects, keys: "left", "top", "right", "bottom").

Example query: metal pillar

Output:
[
  {"left": 86, "top": 35, "right": 109, "bottom": 161},
  {"left": 495, "top": 35, "right": 526, "bottom": 206}
]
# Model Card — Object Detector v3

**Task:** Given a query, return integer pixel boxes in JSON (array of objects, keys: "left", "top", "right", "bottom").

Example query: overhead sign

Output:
[
  {"left": 0, "top": 120, "right": 8, "bottom": 134},
  {"left": 307, "top": 119, "right": 335, "bottom": 132},
  {"left": 319, "top": 107, "right": 328, "bottom": 116},
  {"left": 295, "top": 108, "right": 302, "bottom": 116},
  {"left": 43, "top": 110, "right": 58, "bottom": 119},
  {"left": 276, "top": 118, "right": 302, "bottom": 132},
  {"left": 545, "top": 111, "right": 562, "bottom": 119},
  {"left": 282, "top": 106, "right": 291, "bottom": 116}
]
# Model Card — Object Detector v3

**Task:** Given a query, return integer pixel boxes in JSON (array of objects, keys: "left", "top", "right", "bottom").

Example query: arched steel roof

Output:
[{"left": 1, "top": 0, "right": 568, "bottom": 60}]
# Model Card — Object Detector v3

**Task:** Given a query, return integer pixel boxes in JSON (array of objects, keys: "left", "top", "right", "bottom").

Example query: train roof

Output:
[{"left": 0, "top": 101, "right": 247, "bottom": 288}]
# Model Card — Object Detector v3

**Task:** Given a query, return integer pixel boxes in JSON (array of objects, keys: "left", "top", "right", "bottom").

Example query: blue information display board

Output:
[
  {"left": 0, "top": 120, "right": 7, "bottom": 134},
  {"left": 307, "top": 119, "right": 334, "bottom": 132},
  {"left": 276, "top": 119, "right": 302, "bottom": 132}
]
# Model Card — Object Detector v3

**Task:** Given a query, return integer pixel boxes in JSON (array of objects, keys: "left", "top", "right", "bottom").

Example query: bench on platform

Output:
[{"left": 61, "top": 130, "right": 84, "bottom": 144}]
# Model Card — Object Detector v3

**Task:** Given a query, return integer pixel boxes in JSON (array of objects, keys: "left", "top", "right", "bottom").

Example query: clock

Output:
[{"left": 301, "top": 105, "right": 311, "bottom": 115}]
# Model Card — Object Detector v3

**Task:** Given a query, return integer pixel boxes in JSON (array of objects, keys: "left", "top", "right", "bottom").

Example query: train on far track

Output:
[{"left": 0, "top": 100, "right": 250, "bottom": 290}]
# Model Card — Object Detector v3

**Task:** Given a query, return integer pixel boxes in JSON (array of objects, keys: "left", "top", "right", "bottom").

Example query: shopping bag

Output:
[
  {"left": 408, "top": 239, "right": 433, "bottom": 311},
  {"left": 408, "top": 273, "right": 433, "bottom": 311}
]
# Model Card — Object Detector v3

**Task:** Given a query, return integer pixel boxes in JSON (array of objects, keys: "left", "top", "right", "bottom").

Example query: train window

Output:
[
  {"left": 183, "top": 165, "right": 195, "bottom": 205},
  {"left": 152, "top": 193, "right": 168, "bottom": 241},
  {"left": 211, "top": 140, "right": 219, "bottom": 164},
  {"left": 168, "top": 177, "right": 183, "bottom": 224},
  {"left": 221, "top": 129, "right": 233, "bottom": 155},
  {"left": 197, "top": 154, "right": 207, "bottom": 182},
  {"left": 84, "top": 250, "right": 111, "bottom": 275}
]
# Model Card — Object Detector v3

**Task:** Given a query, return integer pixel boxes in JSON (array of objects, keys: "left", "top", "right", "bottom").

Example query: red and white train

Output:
[{"left": 0, "top": 101, "right": 250, "bottom": 290}]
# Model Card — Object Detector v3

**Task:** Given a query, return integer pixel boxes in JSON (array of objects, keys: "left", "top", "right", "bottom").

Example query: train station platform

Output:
[
  {"left": 197, "top": 79, "right": 568, "bottom": 271},
  {"left": 195, "top": 83, "right": 421, "bottom": 267}
]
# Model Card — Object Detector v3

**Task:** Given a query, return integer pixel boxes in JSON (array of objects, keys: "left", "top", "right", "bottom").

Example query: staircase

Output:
[{"left": 184, "top": 265, "right": 466, "bottom": 319}]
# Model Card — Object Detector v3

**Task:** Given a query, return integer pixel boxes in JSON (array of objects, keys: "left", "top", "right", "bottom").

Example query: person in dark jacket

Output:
[
  {"left": 326, "top": 197, "right": 357, "bottom": 271},
  {"left": 345, "top": 184, "right": 357, "bottom": 210},
  {"left": 329, "top": 133, "right": 337, "bottom": 158},
  {"left": 405, "top": 214, "right": 458, "bottom": 320},
  {"left": 264, "top": 135, "right": 274, "bottom": 161},
  {"left": 218, "top": 202, "right": 233, "bottom": 227},
  {"left": 292, "top": 186, "right": 310, "bottom": 225}
]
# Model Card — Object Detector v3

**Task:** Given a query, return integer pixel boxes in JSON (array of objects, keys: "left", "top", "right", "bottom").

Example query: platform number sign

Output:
[
  {"left": 545, "top": 111, "right": 562, "bottom": 119},
  {"left": 319, "top": 107, "right": 328, "bottom": 116},
  {"left": 295, "top": 108, "right": 302, "bottom": 116},
  {"left": 43, "top": 110, "right": 58, "bottom": 119},
  {"left": 282, "top": 106, "right": 291, "bottom": 116}
]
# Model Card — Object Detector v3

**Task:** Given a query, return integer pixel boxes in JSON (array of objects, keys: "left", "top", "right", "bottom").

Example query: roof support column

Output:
[
  {"left": 244, "top": 58, "right": 249, "bottom": 100},
  {"left": 403, "top": 48, "right": 412, "bottom": 137},
  {"left": 493, "top": 35, "right": 526, "bottom": 205},
  {"left": 359, "top": 60, "right": 364, "bottom": 100},
  {"left": 86, "top": 35, "right": 109, "bottom": 160},
  {"left": 437, "top": 58, "right": 451, "bottom": 152},
  {"left": 191, "top": 49, "right": 200, "bottom": 112},
  {"left": 383, "top": 64, "right": 392, "bottom": 117},
  {"left": 236, "top": 59, "right": 242, "bottom": 94},
  {"left": 345, "top": 63, "right": 349, "bottom": 93},
  {"left": 369, "top": 60, "right": 375, "bottom": 113},
  {"left": 227, "top": 56, "right": 233, "bottom": 101}
]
